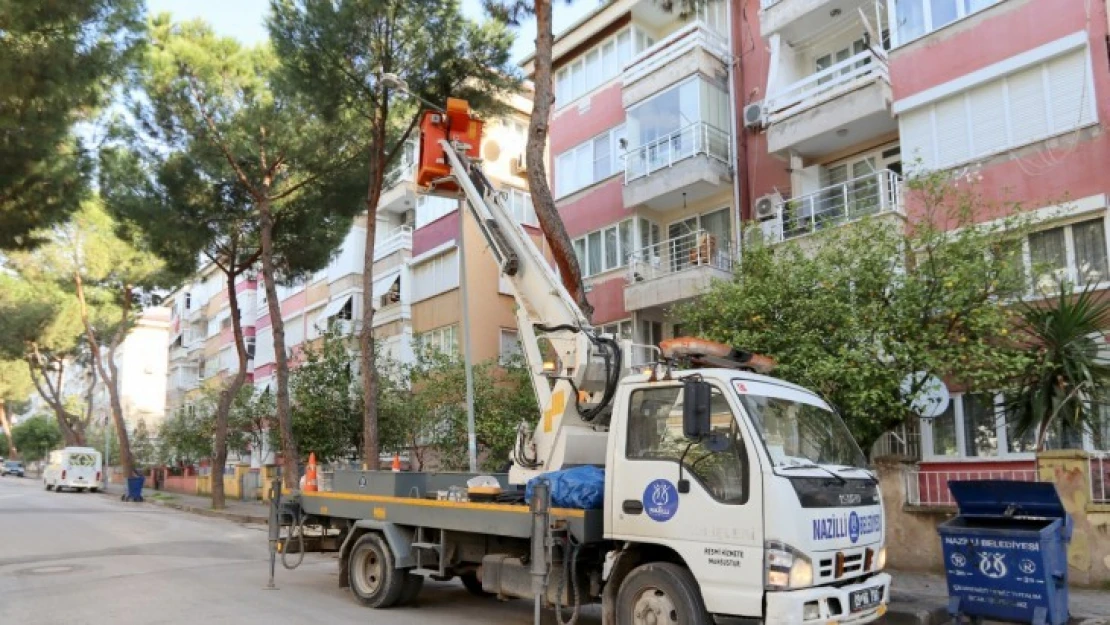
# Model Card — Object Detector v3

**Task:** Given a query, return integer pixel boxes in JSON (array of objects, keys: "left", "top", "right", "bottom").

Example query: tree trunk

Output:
[
  {"left": 0, "top": 400, "right": 16, "bottom": 457},
  {"left": 27, "top": 356, "right": 82, "bottom": 446},
  {"left": 258, "top": 198, "right": 300, "bottom": 489},
  {"left": 526, "top": 0, "right": 592, "bottom": 321},
  {"left": 74, "top": 272, "right": 133, "bottom": 477},
  {"left": 210, "top": 268, "right": 252, "bottom": 509}
]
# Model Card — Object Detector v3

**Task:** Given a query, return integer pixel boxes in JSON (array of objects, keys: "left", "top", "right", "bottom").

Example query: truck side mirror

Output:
[{"left": 682, "top": 378, "right": 711, "bottom": 439}]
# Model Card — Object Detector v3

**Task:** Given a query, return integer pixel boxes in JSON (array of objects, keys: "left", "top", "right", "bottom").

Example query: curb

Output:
[
  {"left": 883, "top": 600, "right": 949, "bottom": 625},
  {"left": 98, "top": 489, "right": 268, "bottom": 525}
]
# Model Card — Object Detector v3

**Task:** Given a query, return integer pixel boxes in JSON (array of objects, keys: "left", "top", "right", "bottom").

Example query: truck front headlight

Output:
[
  {"left": 765, "top": 541, "right": 813, "bottom": 589},
  {"left": 875, "top": 546, "right": 887, "bottom": 571}
]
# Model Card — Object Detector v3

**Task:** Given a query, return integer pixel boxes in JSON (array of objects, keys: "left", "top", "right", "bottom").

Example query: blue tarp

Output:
[{"left": 525, "top": 465, "right": 605, "bottom": 510}]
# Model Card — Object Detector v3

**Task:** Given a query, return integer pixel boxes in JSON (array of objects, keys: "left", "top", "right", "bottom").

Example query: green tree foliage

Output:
[
  {"left": 0, "top": 360, "right": 32, "bottom": 457},
  {"left": 131, "top": 15, "right": 370, "bottom": 488},
  {"left": 158, "top": 404, "right": 213, "bottom": 467},
  {"left": 288, "top": 328, "right": 362, "bottom": 463},
  {"left": 268, "top": 0, "right": 519, "bottom": 466},
  {"left": 682, "top": 173, "right": 1034, "bottom": 452},
  {"left": 131, "top": 419, "right": 156, "bottom": 469},
  {"left": 12, "top": 415, "right": 63, "bottom": 462},
  {"left": 380, "top": 345, "right": 537, "bottom": 471},
  {"left": 0, "top": 0, "right": 144, "bottom": 250},
  {"left": 0, "top": 272, "right": 89, "bottom": 445},
  {"left": 1005, "top": 282, "right": 1110, "bottom": 451},
  {"left": 6, "top": 200, "right": 167, "bottom": 477}
]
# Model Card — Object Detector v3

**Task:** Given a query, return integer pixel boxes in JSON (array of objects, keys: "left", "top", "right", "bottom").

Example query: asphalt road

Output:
[{"left": 0, "top": 476, "right": 601, "bottom": 625}]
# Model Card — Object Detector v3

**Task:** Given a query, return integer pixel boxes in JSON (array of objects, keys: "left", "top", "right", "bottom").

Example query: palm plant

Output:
[{"left": 1007, "top": 280, "right": 1110, "bottom": 451}]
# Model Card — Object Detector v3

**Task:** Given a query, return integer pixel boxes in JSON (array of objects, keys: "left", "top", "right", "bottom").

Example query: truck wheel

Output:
[
  {"left": 616, "top": 562, "right": 710, "bottom": 625},
  {"left": 460, "top": 572, "right": 493, "bottom": 597},
  {"left": 348, "top": 533, "right": 405, "bottom": 608},
  {"left": 397, "top": 572, "right": 424, "bottom": 605}
]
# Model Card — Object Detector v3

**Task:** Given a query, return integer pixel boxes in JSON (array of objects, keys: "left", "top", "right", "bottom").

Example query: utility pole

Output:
[{"left": 458, "top": 198, "right": 478, "bottom": 473}]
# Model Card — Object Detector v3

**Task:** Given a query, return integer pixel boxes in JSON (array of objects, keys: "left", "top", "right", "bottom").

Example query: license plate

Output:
[{"left": 849, "top": 587, "right": 882, "bottom": 612}]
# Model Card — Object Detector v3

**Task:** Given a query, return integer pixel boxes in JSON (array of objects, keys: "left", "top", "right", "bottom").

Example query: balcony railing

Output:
[
  {"left": 622, "top": 22, "right": 729, "bottom": 86},
  {"left": 904, "top": 466, "right": 1039, "bottom": 507},
  {"left": 765, "top": 49, "right": 888, "bottom": 122},
  {"left": 774, "top": 169, "right": 903, "bottom": 243},
  {"left": 624, "top": 122, "right": 731, "bottom": 184},
  {"left": 626, "top": 229, "right": 734, "bottom": 283}
]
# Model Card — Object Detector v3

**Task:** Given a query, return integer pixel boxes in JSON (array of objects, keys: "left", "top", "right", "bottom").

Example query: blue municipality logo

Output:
[
  {"left": 848, "top": 511, "right": 861, "bottom": 543},
  {"left": 643, "top": 479, "right": 679, "bottom": 522}
]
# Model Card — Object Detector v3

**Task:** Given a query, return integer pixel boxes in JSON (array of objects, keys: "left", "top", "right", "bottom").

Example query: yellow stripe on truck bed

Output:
[{"left": 300, "top": 490, "right": 587, "bottom": 518}]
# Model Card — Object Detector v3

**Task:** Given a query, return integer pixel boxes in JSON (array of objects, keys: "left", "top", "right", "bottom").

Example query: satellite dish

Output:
[{"left": 900, "top": 371, "right": 950, "bottom": 419}]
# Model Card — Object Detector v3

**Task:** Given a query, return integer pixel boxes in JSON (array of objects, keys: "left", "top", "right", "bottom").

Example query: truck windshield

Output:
[{"left": 733, "top": 381, "right": 867, "bottom": 471}]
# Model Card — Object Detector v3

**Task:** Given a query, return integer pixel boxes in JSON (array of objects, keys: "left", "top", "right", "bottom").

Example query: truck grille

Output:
[{"left": 817, "top": 549, "right": 867, "bottom": 582}]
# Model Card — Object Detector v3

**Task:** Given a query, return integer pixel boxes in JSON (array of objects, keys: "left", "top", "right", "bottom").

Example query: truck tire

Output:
[
  {"left": 397, "top": 572, "right": 424, "bottom": 605},
  {"left": 615, "top": 562, "right": 710, "bottom": 625},
  {"left": 348, "top": 533, "right": 405, "bottom": 608},
  {"left": 460, "top": 572, "right": 493, "bottom": 597}
]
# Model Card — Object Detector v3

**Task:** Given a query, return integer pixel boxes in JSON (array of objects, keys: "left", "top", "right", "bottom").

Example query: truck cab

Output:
[{"left": 604, "top": 368, "right": 889, "bottom": 624}]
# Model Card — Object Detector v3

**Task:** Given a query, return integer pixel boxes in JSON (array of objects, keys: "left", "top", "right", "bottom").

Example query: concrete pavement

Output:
[{"left": 0, "top": 476, "right": 600, "bottom": 625}]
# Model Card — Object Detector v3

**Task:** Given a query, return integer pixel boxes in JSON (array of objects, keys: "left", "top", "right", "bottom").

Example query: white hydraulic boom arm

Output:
[{"left": 422, "top": 113, "right": 624, "bottom": 485}]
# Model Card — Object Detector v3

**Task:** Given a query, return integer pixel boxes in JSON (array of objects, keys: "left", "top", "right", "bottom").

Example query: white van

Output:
[{"left": 44, "top": 447, "right": 103, "bottom": 493}]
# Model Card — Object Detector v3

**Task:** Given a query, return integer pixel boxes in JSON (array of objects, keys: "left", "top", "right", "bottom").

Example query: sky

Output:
[{"left": 145, "top": 0, "right": 602, "bottom": 64}]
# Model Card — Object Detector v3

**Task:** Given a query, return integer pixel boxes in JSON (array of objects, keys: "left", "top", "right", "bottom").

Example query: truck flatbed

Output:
[{"left": 293, "top": 470, "right": 603, "bottom": 544}]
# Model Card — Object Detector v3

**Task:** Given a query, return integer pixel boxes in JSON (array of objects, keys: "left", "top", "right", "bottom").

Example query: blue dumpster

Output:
[
  {"left": 123, "top": 476, "right": 145, "bottom": 502},
  {"left": 938, "top": 480, "right": 1072, "bottom": 625}
]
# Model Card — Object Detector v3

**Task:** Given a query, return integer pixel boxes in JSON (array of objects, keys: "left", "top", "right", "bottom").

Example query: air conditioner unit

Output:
[
  {"left": 743, "top": 101, "right": 765, "bottom": 130},
  {"left": 754, "top": 192, "right": 782, "bottom": 221},
  {"left": 510, "top": 153, "right": 527, "bottom": 176}
]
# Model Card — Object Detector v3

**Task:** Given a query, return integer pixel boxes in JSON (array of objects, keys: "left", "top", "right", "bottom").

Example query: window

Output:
[
  {"left": 504, "top": 188, "right": 538, "bottom": 227},
  {"left": 572, "top": 218, "right": 642, "bottom": 277},
  {"left": 184, "top": 292, "right": 192, "bottom": 310},
  {"left": 640, "top": 320, "right": 664, "bottom": 347},
  {"left": 411, "top": 250, "right": 459, "bottom": 301},
  {"left": 418, "top": 325, "right": 458, "bottom": 355},
  {"left": 624, "top": 77, "right": 730, "bottom": 180},
  {"left": 499, "top": 329, "right": 523, "bottom": 365},
  {"left": 626, "top": 385, "right": 748, "bottom": 503},
  {"left": 555, "top": 26, "right": 657, "bottom": 107},
  {"left": 899, "top": 48, "right": 1096, "bottom": 171},
  {"left": 815, "top": 38, "right": 867, "bottom": 83},
  {"left": 555, "top": 126, "right": 625, "bottom": 197},
  {"left": 924, "top": 391, "right": 1110, "bottom": 458},
  {"left": 600, "top": 320, "right": 633, "bottom": 340},
  {"left": 415, "top": 194, "right": 458, "bottom": 228},
  {"left": 1025, "top": 218, "right": 1108, "bottom": 294},
  {"left": 891, "top": 0, "right": 1000, "bottom": 46}
]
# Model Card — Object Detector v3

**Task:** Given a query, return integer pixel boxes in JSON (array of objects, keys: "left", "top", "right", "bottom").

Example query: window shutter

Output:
[
  {"left": 934, "top": 96, "right": 971, "bottom": 167},
  {"left": 1007, "top": 66, "right": 1049, "bottom": 145},
  {"left": 899, "top": 107, "right": 934, "bottom": 170},
  {"left": 1046, "top": 50, "right": 1093, "bottom": 133},
  {"left": 969, "top": 82, "right": 1008, "bottom": 156}
]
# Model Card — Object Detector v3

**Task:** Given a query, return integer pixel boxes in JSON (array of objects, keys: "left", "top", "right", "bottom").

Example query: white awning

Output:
[
  {"left": 372, "top": 272, "right": 401, "bottom": 310},
  {"left": 321, "top": 294, "right": 353, "bottom": 320}
]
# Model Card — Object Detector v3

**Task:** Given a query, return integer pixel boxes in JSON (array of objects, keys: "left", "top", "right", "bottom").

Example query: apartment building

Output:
[
  {"left": 408, "top": 90, "right": 539, "bottom": 365},
  {"left": 161, "top": 91, "right": 538, "bottom": 465},
  {"left": 532, "top": 0, "right": 739, "bottom": 352}
]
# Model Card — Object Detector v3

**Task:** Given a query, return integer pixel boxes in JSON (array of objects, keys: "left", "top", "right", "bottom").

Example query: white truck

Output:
[{"left": 276, "top": 98, "right": 891, "bottom": 625}]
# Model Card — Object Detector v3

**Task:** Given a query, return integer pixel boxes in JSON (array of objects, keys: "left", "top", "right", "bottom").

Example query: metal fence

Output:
[
  {"left": 870, "top": 421, "right": 922, "bottom": 461},
  {"left": 1092, "top": 453, "right": 1110, "bottom": 504},
  {"left": 626, "top": 229, "right": 734, "bottom": 283},
  {"left": 904, "top": 466, "right": 1039, "bottom": 507},
  {"left": 765, "top": 49, "right": 889, "bottom": 121},
  {"left": 624, "top": 122, "right": 731, "bottom": 183},
  {"left": 776, "top": 169, "right": 903, "bottom": 242}
]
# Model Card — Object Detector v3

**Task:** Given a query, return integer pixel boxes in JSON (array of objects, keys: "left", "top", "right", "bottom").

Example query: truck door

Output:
[{"left": 608, "top": 382, "right": 765, "bottom": 617}]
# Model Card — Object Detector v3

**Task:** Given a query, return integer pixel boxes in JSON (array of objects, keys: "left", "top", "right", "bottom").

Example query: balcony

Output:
[
  {"left": 376, "top": 152, "right": 419, "bottom": 215},
  {"left": 375, "top": 224, "right": 413, "bottom": 259},
  {"left": 624, "top": 229, "right": 734, "bottom": 311},
  {"left": 621, "top": 22, "right": 729, "bottom": 108},
  {"left": 760, "top": 0, "right": 888, "bottom": 39},
  {"left": 763, "top": 169, "right": 903, "bottom": 244},
  {"left": 623, "top": 122, "right": 732, "bottom": 210},
  {"left": 765, "top": 49, "right": 896, "bottom": 158}
]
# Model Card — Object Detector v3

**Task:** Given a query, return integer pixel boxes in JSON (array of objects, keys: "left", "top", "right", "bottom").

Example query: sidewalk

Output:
[
  {"left": 99, "top": 482, "right": 270, "bottom": 524},
  {"left": 886, "top": 569, "right": 1109, "bottom": 624}
]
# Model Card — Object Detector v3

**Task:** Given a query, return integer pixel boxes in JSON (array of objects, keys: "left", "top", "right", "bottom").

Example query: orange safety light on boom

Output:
[
  {"left": 416, "top": 98, "right": 484, "bottom": 194},
  {"left": 659, "top": 337, "right": 777, "bottom": 374}
]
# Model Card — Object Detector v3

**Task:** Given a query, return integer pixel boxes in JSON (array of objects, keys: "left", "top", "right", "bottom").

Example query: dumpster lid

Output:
[{"left": 949, "top": 480, "right": 1066, "bottom": 519}]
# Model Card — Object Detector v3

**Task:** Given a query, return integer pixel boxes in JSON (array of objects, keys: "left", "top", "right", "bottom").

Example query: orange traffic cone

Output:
[
  {"left": 391, "top": 453, "right": 401, "bottom": 472},
  {"left": 305, "top": 452, "right": 318, "bottom": 492}
]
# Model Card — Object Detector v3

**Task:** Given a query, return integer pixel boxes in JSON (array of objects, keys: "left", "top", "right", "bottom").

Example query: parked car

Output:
[{"left": 2, "top": 460, "right": 25, "bottom": 477}]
